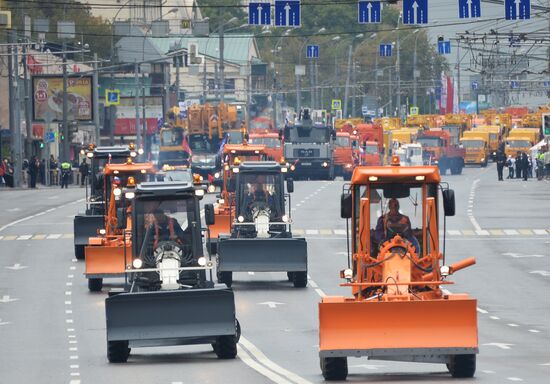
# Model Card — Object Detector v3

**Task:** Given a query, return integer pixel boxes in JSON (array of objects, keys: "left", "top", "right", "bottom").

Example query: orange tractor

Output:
[
  {"left": 208, "top": 142, "right": 269, "bottom": 252},
  {"left": 319, "top": 158, "right": 478, "bottom": 380},
  {"left": 84, "top": 160, "right": 155, "bottom": 291}
]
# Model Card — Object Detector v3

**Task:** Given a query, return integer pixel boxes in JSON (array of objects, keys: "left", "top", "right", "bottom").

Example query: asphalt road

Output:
[{"left": 1, "top": 165, "right": 549, "bottom": 383}]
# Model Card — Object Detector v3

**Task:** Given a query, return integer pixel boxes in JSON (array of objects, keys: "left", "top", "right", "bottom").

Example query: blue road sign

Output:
[
  {"left": 403, "top": 0, "right": 428, "bottom": 25},
  {"left": 505, "top": 0, "right": 530, "bottom": 20},
  {"left": 249, "top": 2, "right": 271, "bottom": 25},
  {"left": 472, "top": 81, "right": 479, "bottom": 90},
  {"left": 45, "top": 131, "right": 55, "bottom": 143},
  {"left": 358, "top": 1, "right": 381, "bottom": 24},
  {"left": 438, "top": 41, "right": 451, "bottom": 54},
  {"left": 306, "top": 45, "right": 319, "bottom": 59},
  {"left": 510, "top": 80, "right": 519, "bottom": 89},
  {"left": 107, "top": 92, "right": 118, "bottom": 103},
  {"left": 544, "top": 81, "right": 550, "bottom": 88},
  {"left": 379, "top": 44, "right": 392, "bottom": 57},
  {"left": 275, "top": 0, "right": 300, "bottom": 27},
  {"left": 459, "top": 0, "right": 481, "bottom": 19}
]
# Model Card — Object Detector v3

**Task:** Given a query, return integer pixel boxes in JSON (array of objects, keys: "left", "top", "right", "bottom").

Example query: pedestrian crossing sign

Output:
[
  {"left": 410, "top": 106, "right": 419, "bottom": 115},
  {"left": 331, "top": 99, "right": 342, "bottom": 110},
  {"left": 105, "top": 89, "right": 120, "bottom": 106}
]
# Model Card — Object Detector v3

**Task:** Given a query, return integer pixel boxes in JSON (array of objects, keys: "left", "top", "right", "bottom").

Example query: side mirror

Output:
[
  {"left": 341, "top": 193, "right": 352, "bottom": 219},
  {"left": 442, "top": 189, "right": 456, "bottom": 217},
  {"left": 116, "top": 207, "right": 127, "bottom": 229},
  {"left": 204, "top": 203, "right": 215, "bottom": 226},
  {"left": 286, "top": 178, "right": 294, "bottom": 193}
]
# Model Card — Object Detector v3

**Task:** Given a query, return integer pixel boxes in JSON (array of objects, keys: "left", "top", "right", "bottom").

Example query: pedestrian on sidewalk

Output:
[
  {"left": 60, "top": 161, "right": 72, "bottom": 189},
  {"left": 28, "top": 156, "right": 39, "bottom": 188},
  {"left": 0, "top": 158, "right": 5, "bottom": 187},
  {"left": 545, "top": 150, "right": 550, "bottom": 180},
  {"left": 506, "top": 155, "right": 515, "bottom": 179},
  {"left": 515, "top": 152, "right": 522, "bottom": 180},
  {"left": 496, "top": 150, "right": 506, "bottom": 181},
  {"left": 49, "top": 155, "right": 58, "bottom": 186},
  {"left": 39, "top": 159, "right": 46, "bottom": 185},
  {"left": 521, "top": 152, "right": 529, "bottom": 181},
  {"left": 2, "top": 158, "right": 14, "bottom": 187}
]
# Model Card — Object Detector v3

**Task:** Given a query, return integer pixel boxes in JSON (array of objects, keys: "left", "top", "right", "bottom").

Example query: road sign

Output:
[
  {"left": 306, "top": 45, "right": 319, "bottom": 59},
  {"left": 403, "top": 0, "right": 428, "bottom": 25},
  {"left": 105, "top": 89, "right": 120, "bottom": 106},
  {"left": 472, "top": 81, "right": 479, "bottom": 90},
  {"left": 437, "top": 41, "right": 451, "bottom": 54},
  {"left": 275, "top": 0, "right": 300, "bottom": 27},
  {"left": 379, "top": 44, "right": 392, "bottom": 57},
  {"left": 45, "top": 131, "right": 55, "bottom": 143},
  {"left": 510, "top": 80, "right": 519, "bottom": 89},
  {"left": 459, "top": 0, "right": 481, "bottom": 18},
  {"left": 358, "top": 1, "right": 381, "bottom": 24},
  {"left": 505, "top": 0, "right": 530, "bottom": 20},
  {"left": 544, "top": 81, "right": 550, "bottom": 88},
  {"left": 249, "top": 2, "right": 271, "bottom": 26},
  {"left": 361, "top": 106, "right": 369, "bottom": 116},
  {"left": 331, "top": 99, "right": 342, "bottom": 110},
  {"left": 410, "top": 106, "right": 419, "bottom": 115}
]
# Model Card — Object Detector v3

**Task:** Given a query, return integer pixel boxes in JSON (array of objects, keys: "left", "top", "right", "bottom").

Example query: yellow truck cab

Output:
[
  {"left": 391, "top": 129, "right": 414, "bottom": 146},
  {"left": 472, "top": 125, "right": 501, "bottom": 159},
  {"left": 505, "top": 128, "right": 538, "bottom": 157},
  {"left": 460, "top": 131, "right": 489, "bottom": 166}
]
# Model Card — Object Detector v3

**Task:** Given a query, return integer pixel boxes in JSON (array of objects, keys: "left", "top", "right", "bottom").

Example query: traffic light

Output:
[
  {"left": 543, "top": 114, "right": 550, "bottom": 136},
  {"left": 39, "top": 142, "right": 44, "bottom": 149}
]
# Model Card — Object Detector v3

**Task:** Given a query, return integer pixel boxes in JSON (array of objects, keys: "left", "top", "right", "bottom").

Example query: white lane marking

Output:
[
  {"left": 476, "top": 230, "right": 490, "bottom": 236},
  {"left": 447, "top": 230, "right": 462, "bottom": 236},
  {"left": 258, "top": 301, "right": 285, "bottom": 309},
  {"left": 468, "top": 179, "right": 483, "bottom": 232},
  {"left": 315, "top": 288, "right": 326, "bottom": 297},
  {"left": 503, "top": 252, "right": 546, "bottom": 258},
  {"left": 507, "top": 378, "right": 523, "bottom": 382},
  {"left": 490, "top": 316, "right": 500, "bottom": 320},
  {"left": 69, "top": 381, "right": 81, "bottom": 384},
  {"left": 65, "top": 301, "right": 72, "bottom": 305},
  {"left": 0, "top": 318, "right": 12, "bottom": 326},
  {"left": 483, "top": 342, "right": 514, "bottom": 350},
  {"left": 305, "top": 229, "right": 318, "bottom": 235},
  {"left": 69, "top": 347, "right": 78, "bottom": 351},
  {"left": 534, "top": 229, "right": 548, "bottom": 235},
  {"left": 68, "top": 335, "right": 76, "bottom": 338},
  {"left": 66, "top": 310, "right": 73, "bottom": 314},
  {"left": 333, "top": 229, "right": 346, "bottom": 235},
  {"left": 46, "top": 234, "right": 62, "bottom": 239},
  {"left": 504, "top": 229, "right": 519, "bottom": 235},
  {"left": 70, "top": 365, "right": 79, "bottom": 369},
  {"left": 66, "top": 319, "right": 74, "bottom": 324},
  {"left": 528, "top": 329, "right": 541, "bottom": 333},
  {"left": 507, "top": 323, "right": 519, "bottom": 327},
  {"left": 237, "top": 345, "right": 292, "bottom": 384},
  {"left": 239, "top": 337, "right": 312, "bottom": 384},
  {"left": 66, "top": 282, "right": 73, "bottom": 286},
  {"left": 70, "top": 266, "right": 76, "bottom": 270},
  {"left": 482, "top": 370, "right": 496, "bottom": 374},
  {"left": 350, "top": 364, "right": 386, "bottom": 370},
  {"left": 296, "top": 204, "right": 301, "bottom": 207},
  {"left": 67, "top": 275, "right": 74, "bottom": 279},
  {"left": 70, "top": 373, "right": 80, "bottom": 377},
  {"left": 0, "top": 295, "right": 19, "bottom": 303},
  {"left": 6, "top": 208, "right": 21, "bottom": 212},
  {"left": 248, "top": 272, "right": 255, "bottom": 276},
  {"left": 308, "top": 280, "right": 318, "bottom": 288},
  {"left": 16, "top": 235, "right": 32, "bottom": 240},
  {"left": 69, "top": 340, "right": 78, "bottom": 344},
  {"left": 530, "top": 270, "right": 550, "bottom": 276},
  {"left": 67, "top": 328, "right": 75, "bottom": 332},
  {"left": 477, "top": 307, "right": 488, "bottom": 314},
  {"left": 65, "top": 291, "right": 72, "bottom": 296},
  {"left": 69, "top": 355, "right": 78, "bottom": 360}
]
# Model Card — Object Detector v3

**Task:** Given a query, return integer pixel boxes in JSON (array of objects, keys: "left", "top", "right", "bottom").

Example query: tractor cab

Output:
[
  {"left": 105, "top": 181, "right": 239, "bottom": 363},
  {"left": 318, "top": 158, "right": 478, "bottom": 380}
]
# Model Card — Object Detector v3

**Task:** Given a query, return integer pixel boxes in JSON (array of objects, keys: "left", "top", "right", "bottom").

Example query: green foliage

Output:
[
  {"left": 4, "top": 0, "right": 112, "bottom": 58},
  {"left": 197, "top": 0, "right": 247, "bottom": 32}
]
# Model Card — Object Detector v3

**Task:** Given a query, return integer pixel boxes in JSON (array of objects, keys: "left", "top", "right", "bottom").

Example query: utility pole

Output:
[
  {"left": 456, "top": 40, "right": 461, "bottom": 107},
  {"left": 218, "top": 9, "right": 225, "bottom": 102},
  {"left": 396, "top": 34, "right": 401, "bottom": 119},
  {"left": 62, "top": 40, "right": 69, "bottom": 161},
  {"left": 343, "top": 44, "right": 352, "bottom": 118},
  {"left": 296, "top": 68, "right": 301, "bottom": 113},
  {"left": 245, "top": 62, "right": 250, "bottom": 131},
  {"left": 413, "top": 38, "right": 418, "bottom": 110},
  {"left": 309, "top": 58, "right": 314, "bottom": 109},
  {"left": 23, "top": 42, "right": 33, "bottom": 159},
  {"left": 134, "top": 61, "right": 141, "bottom": 149},
  {"left": 142, "top": 70, "right": 147, "bottom": 152},
  {"left": 388, "top": 68, "right": 393, "bottom": 116},
  {"left": 92, "top": 53, "right": 100, "bottom": 145},
  {"left": 202, "top": 53, "right": 207, "bottom": 102},
  {"left": 8, "top": 30, "right": 22, "bottom": 187},
  {"left": 351, "top": 60, "right": 357, "bottom": 117}
]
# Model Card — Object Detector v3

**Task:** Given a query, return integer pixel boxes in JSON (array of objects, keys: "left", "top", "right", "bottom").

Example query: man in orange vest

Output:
[
  {"left": 151, "top": 208, "right": 187, "bottom": 248},
  {"left": 374, "top": 198, "right": 420, "bottom": 253}
]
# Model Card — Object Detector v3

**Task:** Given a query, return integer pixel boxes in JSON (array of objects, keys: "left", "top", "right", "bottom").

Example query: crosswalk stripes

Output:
[{"left": 0, "top": 229, "right": 550, "bottom": 241}]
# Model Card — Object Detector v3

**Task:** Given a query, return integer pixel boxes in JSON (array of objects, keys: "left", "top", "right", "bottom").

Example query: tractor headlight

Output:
[
  {"left": 238, "top": 215, "right": 245, "bottom": 223},
  {"left": 113, "top": 188, "right": 122, "bottom": 197},
  {"left": 440, "top": 265, "right": 450, "bottom": 277},
  {"left": 345, "top": 163, "right": 352, "bottom": 169},
  {"left": 481, "top": 158, "right": 485, "bottom": 162},
  {"left": 322, "top": 161, "right": 328, "bottom": 167},
  {"left": 86, "top": 152, "right": 94, "bottom": 158},
  {"left": 282, "top": 215, "right": 289, "bottom": 223},
  {"left": 138, "top": 148, "right": 144, "bottom": 155},
  {"left": 124, "top": 191, "right": 135, "bottom": 199},
  {"left": 344, "top": 268, "right": 353, "bottom": 279},
  {"left": 290, "top": 165, "right": 296, "bottom": 171},
  {"left": 130, "top": 151, "right": 137, "bottom": 158},
  {"left": 197, "top": 256, "right": 207, "bottom": 267},
  {"left": 195, "top": 189, "right": 205, "bottom": 197},
  {"left": 99, "top": 229, "right": 106, "bottom": 235},
  {"left": 214, "top": 172, "right": 220, "bottom": 179},
  {"left": 232, "top": 167, "right": 240, "bottom": 173},
  {"left": 218, "top": 198, "right": 225, "bottom": 205},
  {"left": 281, "top": 167, "right": 288, "bottom": 173},
  {"left": 132, "top": 258, "right": 143, "bottom": 269},
  {"left": 208, "top": 185, "right": 216, "bottom": 193}
]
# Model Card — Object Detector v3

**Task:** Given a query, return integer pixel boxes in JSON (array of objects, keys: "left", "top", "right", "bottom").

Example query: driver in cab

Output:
[
  {"left": 243, "top": 178, "right": 275, "bottom": 218},
  {"left": 374, "top": 198, "right": 420, "bottom": 253},
  {"left": 150, "top": 208, "right": 187, "bottom": 247}
]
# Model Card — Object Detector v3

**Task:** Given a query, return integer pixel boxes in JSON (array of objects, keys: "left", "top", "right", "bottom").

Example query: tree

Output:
[{"left": 197, "top": 0, "right": 247, "bottom": 32}]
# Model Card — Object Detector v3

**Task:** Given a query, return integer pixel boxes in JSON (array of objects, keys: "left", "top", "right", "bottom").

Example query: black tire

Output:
[
  {"left": 74, "top": 244, "right": 85, "bottom": 260},
  {"left": 107, "top": 340, "right": 130, "bottom": 363},
  {"left": 292, "top": 271, "right": 307, "bottom": 288},
  {"left": 218, "top": 271, "right": 233, "bottom": 288},
  {"left": 447, "top": 354, "right": 476, "bottom": 378},
  {"left": 321, "top": 357, "right": 348, "bottom": 381},
  {"left": 213, "top": 335, "right": 237, "bottom": 359},
  {"left": 88, "top": 278, "right": 103, "bottom": 292},
  {"left": 287, "top": 272, "right": 294, "bottom": 281}
]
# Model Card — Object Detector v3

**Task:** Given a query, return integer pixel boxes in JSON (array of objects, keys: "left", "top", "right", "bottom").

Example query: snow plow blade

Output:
[
  {"left": 218, "top": 238, "right": 307, "bottom": 272},
  {"left": 74, "top": 214, "right": 104, "bottom": 246},
  {"left": 319, "top": 296, "right": 478, "bottom": 360},
  {"left": 209, "top": 214, "right": 231, "bottom": 239},
  {"left": 85, "top": 245, "right": 130, "bottom": 277},
  {"left": 106, "top": 286, "right": 236, "bottom": 347}
]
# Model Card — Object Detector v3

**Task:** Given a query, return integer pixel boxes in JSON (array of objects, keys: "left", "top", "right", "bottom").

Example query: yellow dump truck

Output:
[
  {"left": 472, "top": 125, "right": 501, "bottom": 159},
  {"left": 461, "top": 131, "right": 489, "bottom": 166},
  {"left": 505, "top": 128, "right": 538, "bottom": 157}
]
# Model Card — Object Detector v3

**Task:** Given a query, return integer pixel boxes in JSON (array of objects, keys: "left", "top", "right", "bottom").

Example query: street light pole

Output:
[
  {"left": 219, "top": 13, "right": 225, "bottom": 102},
  {"left": 413, "top": 31, "right": 420, "bottom": 110},
  {"left": 396, "top": 13, "right": 401, "bottom": 119}
]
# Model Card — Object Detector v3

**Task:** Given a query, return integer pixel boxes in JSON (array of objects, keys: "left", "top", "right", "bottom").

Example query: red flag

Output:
[
  {"left": 182, "top": 135, "right": 192, "bottom": 156},
  {"left": 26, "top": 54, "right": 43, "bottom": 74},
  {"left": 446, "top": 76, "right": 454, "bottom": 115}
]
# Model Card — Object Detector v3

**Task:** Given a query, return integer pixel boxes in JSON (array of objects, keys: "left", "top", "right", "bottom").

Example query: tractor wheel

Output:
[
  {"left": 213, "top": 335, "right": 237, "bottom": 359},
  {"left": 107, "top": 340, "right": 130, "bottom": 363},
  {"left": 447, "top": 354, "right": 476, "bottom": 378},
  {"left": 321, "top": 357, "right": 348, "bottom": 381},
  {"left": 218, "top": 271, "right": 233, "bottom": 288},
  {"left": 235, "top": 319, "right": 241, "bottom": 342},
  {"left": 292, "top": 271, "right": 307, "bottom": 288},
  {"left": 286, "top": 272, "right": 294, "bottom": 282},
  {"left": 88, "top": 278, "right": 103, "bottom": 292},
  {"left": 74, "top": 244, "right": 85, "bottom": 260}
]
